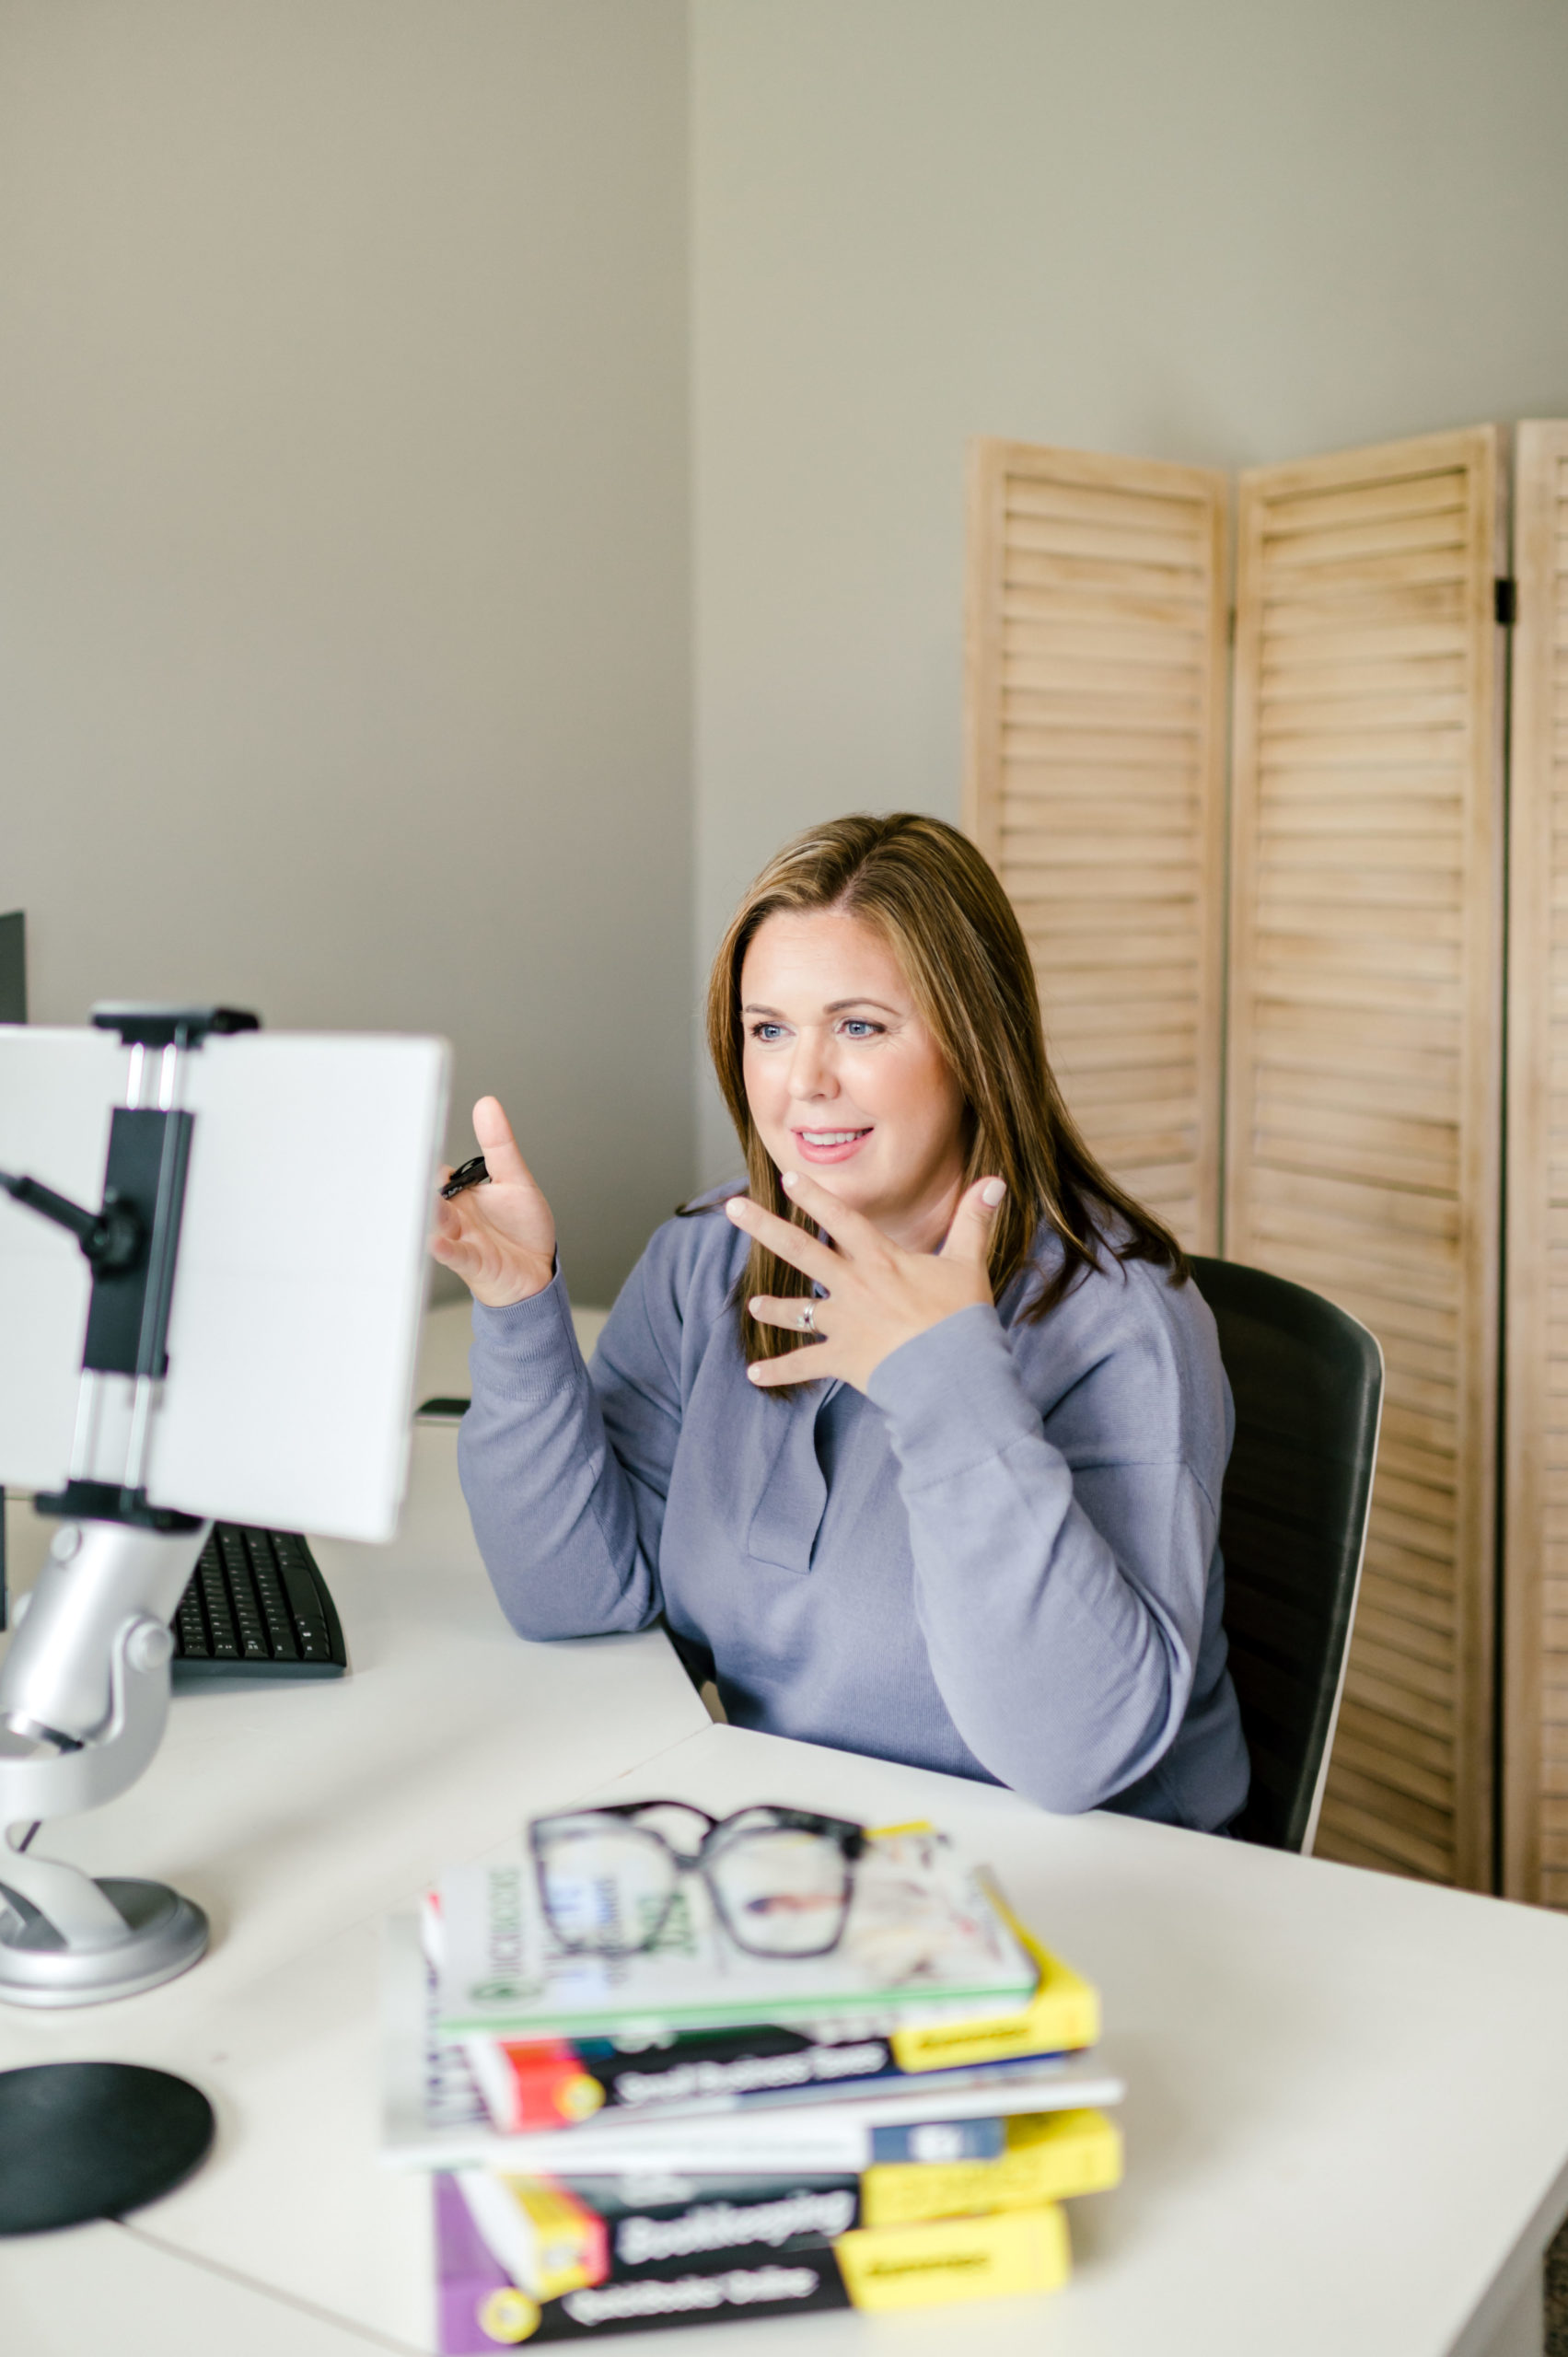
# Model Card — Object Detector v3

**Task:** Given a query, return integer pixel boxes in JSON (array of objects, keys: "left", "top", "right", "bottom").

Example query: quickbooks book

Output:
[
  {"left": 449, "top": 2109, "right": 1121, "bottom": 2305},
  {"left": 436, "top": 1826, "right": 1036, "bottom": 2043},
  {"left": 435, "top": 2170, "right": 1074, "bottom": 2346}
]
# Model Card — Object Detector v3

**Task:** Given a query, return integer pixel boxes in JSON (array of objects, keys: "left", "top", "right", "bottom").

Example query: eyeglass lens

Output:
[
  {"left": 535, "top": 1822, "right": 683, "bottom": 1955},
  {"left": 704, "top": 1822, "right": 854, "bottom": 1956}
]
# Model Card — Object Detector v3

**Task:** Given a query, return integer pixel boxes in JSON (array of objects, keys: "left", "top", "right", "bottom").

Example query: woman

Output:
[{"left": 434, "top": 813, "right": 1249, "bottom": 1831}]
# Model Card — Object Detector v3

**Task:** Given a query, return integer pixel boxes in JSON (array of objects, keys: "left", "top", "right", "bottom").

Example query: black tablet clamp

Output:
[{"left": 4, "top": 1005, "right": 259, "bottom": 1530}]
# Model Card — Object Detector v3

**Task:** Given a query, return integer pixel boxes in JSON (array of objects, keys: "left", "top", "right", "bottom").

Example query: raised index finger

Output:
[{"left": 724, "top": 1191, "right": 838, "bottom": 1285}]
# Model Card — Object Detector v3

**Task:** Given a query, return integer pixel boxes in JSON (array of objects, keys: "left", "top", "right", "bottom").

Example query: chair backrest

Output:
[{"left": 1189, "top": 1256, "right": 1383, "bottom": 1853}]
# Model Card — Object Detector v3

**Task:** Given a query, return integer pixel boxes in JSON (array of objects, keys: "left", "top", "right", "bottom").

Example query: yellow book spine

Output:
[
  {"left": 860, "top": 2107, "right": 1122, "bottom": 2227},
  {"left": 888, "top": 1899, "right": 1100, "bottom": 2071},
  {"left": 832, "top": 2203, "right": 1071, "bottom": 2312},
  {"left": 472, "top": 2177, "right": 605, "bottom": 2304}
]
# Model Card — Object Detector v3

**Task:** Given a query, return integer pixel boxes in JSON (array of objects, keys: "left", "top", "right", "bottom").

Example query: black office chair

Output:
[{"left": 1188, "top": 1256, "right": 1383, "bottom": 1854}]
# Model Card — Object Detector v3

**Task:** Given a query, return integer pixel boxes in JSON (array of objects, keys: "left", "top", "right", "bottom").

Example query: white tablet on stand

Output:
[{"left": 0, "top": 1018, "right": 448, "bottom": 1539}]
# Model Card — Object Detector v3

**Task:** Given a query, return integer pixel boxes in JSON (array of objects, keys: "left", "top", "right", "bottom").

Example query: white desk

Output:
[{"left": 3, "top": 1321, "right": 1568, "bottom": 2355}]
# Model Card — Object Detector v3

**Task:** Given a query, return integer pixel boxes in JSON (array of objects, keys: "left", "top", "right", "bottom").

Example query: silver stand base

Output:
[
  {"left": 0, "top": 1515, "right": 214, "bottom": 2007},
  {"left": 0, "top": 1878, "right": 208, "bottom": 2007}
]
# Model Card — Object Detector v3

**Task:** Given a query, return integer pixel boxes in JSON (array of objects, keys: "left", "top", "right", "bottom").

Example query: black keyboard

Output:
[{"left": 172, "top": 1524, "right": 347, "bottom": 1683}]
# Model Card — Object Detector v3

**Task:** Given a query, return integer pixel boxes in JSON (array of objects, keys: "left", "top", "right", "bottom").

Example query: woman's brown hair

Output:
[{"left": 699, "top": 811, "right": 1186, "bottom": 1376}]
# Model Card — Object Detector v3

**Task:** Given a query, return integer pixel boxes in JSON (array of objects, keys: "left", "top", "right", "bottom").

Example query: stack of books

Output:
[{"left": 381, "top": 1818, "right": 1123, "bottom": 2346}]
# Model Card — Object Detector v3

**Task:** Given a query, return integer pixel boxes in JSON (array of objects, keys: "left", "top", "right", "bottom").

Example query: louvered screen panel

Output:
[
  {"left": 963, "top": 442, "right": 1228, "bottom": 1250},
  {"left": 1504, "top": 422, "right": 1568, "bottom": 1906},
  {"left": 1227, "top": 428, "right": 1506, "bottom": 1890}
]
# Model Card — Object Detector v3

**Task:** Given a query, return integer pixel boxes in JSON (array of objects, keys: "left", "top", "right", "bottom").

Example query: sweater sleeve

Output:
[
  {"left": 456, "top": 1255, "right": 683, "bottom": 1641},
  {"left": 865, "top": 1300, "right": 1216, "bottom": 1814}
]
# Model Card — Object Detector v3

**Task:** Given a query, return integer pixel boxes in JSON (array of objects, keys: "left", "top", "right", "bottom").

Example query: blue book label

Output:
[{"left": 869, "top": 2117, "right": 1005, "bottom": 2164}]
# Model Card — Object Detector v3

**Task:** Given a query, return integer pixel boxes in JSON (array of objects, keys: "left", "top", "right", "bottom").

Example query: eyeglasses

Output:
[{"left": 528, "top": 1801, "right": 866, "bottom": 1959}]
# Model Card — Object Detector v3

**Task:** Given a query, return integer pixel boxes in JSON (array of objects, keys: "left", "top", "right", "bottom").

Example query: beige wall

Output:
[
  {"left": 0, "top": 0, "right": 692, "bottom": 1306},
  {"left": 691, "top": 0, "right": 1568, "bottom": 1177},
  {"left": 10, "top": 3, "right": 1568, "bottom": 1242}
]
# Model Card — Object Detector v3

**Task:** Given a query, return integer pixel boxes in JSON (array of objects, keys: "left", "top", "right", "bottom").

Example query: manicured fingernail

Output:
[
  {"left": 726, "top": 1196, "right": 745, "bottom": 1218},
  {"left": 749, "top": 1297, "right": 763, "bottom": 1314},
  {"left": 981, "top": 1178, "right": 1006, "bottom": 1206},
  {"left": 780, "top": 1170, "right": 799, "bottom": 1190},
  {"left": 748, "top": 1364, "right": 763, "bottom": 1382}
]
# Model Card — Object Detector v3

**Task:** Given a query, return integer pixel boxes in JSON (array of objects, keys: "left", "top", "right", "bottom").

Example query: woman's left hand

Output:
[{"left": 726, "top": 1167, "right": 1006, "bottom": 1393}]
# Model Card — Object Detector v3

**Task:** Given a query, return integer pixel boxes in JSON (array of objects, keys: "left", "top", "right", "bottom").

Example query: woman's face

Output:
[{"left": 739, "top": 909, "right": 969, "bottom": 1251}]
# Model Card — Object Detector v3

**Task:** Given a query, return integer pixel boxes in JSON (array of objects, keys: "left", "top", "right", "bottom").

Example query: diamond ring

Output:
[{"left": 799, "top": 1301, "right": 816, "bottom": 1332}]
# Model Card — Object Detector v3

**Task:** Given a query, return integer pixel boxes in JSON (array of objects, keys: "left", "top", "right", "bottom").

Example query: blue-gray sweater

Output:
[{"left": 458, "top": 1206, "right": 1249, "bottom": 1831}]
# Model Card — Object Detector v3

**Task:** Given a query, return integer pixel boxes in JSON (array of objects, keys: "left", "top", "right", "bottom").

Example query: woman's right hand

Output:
[{"left": 430, "top": 1096, "right": 558, "bottom": 1307}]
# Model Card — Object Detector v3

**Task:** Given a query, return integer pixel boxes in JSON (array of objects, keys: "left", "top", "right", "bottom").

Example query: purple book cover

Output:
[{"left": 436, "top": 2172, "right": 521, "bottom": 2353}]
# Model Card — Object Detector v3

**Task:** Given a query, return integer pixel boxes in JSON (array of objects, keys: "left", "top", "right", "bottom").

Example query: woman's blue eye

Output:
[
  {"left": 840, "top": 1020, "right": 880, "bottom": 1039},
  {"left": 750, "top": 1022, "right": 787, "bottom": 1042}
]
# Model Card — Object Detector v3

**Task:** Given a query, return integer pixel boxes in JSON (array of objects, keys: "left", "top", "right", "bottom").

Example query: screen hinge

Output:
[{"left": 1495, "top": 577, "right": 1518, "bottom": 628}]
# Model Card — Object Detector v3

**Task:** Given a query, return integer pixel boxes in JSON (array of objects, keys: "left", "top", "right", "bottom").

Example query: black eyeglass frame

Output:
[{"left": 528, "top": 1800, "right": 867, "bottom": 1960}]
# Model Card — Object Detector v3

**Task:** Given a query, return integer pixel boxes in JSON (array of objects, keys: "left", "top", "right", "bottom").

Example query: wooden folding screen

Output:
[
  {"left": 1504, "top": 422, "right": 1568, "bottom": 1906},
  {"left": 1225, "top": 429, "right": 1507, "bottom": 1890},
  {"left": 963, "top": 444, "right": 1229, "bottom": 1252}
]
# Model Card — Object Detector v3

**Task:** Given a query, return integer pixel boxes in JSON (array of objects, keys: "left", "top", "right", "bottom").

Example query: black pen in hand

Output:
[{"left": 439, "top": 1155, "right": 490, "bottom": 1201}]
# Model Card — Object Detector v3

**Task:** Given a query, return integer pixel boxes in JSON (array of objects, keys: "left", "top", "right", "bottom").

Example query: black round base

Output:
[{"left": 0, "top": 2061, "right": 214, "bottom": 2235}]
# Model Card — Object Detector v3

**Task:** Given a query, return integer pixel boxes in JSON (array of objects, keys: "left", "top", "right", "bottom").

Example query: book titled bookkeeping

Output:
[{"left": 435, "top": 2166, "right": 1080, "bottom": 2346}]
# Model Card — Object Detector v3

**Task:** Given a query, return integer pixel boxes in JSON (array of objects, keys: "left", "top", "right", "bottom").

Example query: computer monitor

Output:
[{"left": 0, "top": 911, "right": 24, "bottom": 1027}]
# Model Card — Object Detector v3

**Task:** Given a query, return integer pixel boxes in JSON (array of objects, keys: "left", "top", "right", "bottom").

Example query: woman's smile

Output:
[{"left": 793, "top": 1122, "right": 874, "bottom": 1163}]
